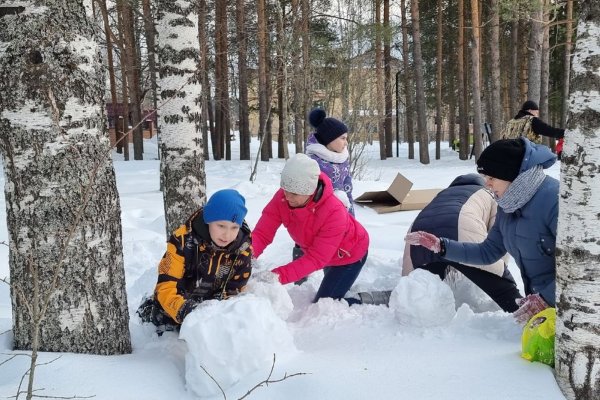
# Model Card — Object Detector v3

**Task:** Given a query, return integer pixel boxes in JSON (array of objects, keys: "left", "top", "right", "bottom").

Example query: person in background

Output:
[
  {"left": 305, "top": 108, "right": 354, "bottom": 215},
  {"left": 501, "top": 100, "right": 565, "bottom": 143},
  {"left": 555, "top": 137, "right": 564, "bottom": 160},
  {"left": 137, "top": 189, "right": 252, "bottom": 334},
  {"left": 405, "top": 138, "right": 558, "bottom": 323},
  {"left": 402, "top": 174, "right": 521, "bottom": 312},
  {"left": 252, "top": 154, "right": 374, "bottom": 305}
]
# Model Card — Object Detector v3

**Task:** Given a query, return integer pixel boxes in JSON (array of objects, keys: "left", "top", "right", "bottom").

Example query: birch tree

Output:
[
  {"left": 555, "top": 2, "right": 600, "bottom": 399},
  {"left": 0, "top": 0, "right": 131, "bottom": 354},
  {"left": 156, "top": 0, "right": 206, "bottom": 234}
]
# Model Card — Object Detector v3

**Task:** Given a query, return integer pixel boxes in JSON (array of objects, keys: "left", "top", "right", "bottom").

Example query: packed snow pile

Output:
[
  {"left": 390, "top": 269, "right": 457, "bottom": 327},
  {"left": 245, "top": 269, "right": 294, "bottom": 320},
  {"left": 179, "top": 294, "right": 296, "bottom": 397}
]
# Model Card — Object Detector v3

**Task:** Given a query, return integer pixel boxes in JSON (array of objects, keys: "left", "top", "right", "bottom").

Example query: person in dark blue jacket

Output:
[
  {"left": 406, "top": 138, "right": 558, "bottom": 323},
  {"left": 402, "top": 174, "right": 521, "bottom": 312}
]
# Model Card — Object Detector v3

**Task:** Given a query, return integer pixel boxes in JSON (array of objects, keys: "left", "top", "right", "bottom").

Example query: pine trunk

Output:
[
  {"left": 400, "top": 0, "right": 415, "bottom": 159},
  {"left": 0, "top": 0, "right": 131, "bottom": 354},
  {"left": 555, "top": 3, "right": 600, "bottom": 399},
  {"left": 236, "top": 0, "right": 251, "bottom": 160},
  {"left": 198, "top": 0, "right": 211, "bottom": 161},
  {"left": 561, "top": 0, "right": 573, "bottom": 127},
  {"left": 488, "top": 0, "right": 502, "bottom": 142},
  {"left": 375, "top": 0, "right": 386, "bottom": 160},
  {"left": 384, "top": 0, "right": 393, "bottom": 158},
  {"left": 470, "top": 0, "right": 483, "bottom": 159},
  {"left": 410, "top": 0, "right": 430, "bottom": 164},
  {"left": 457, "top": 0, "right": 469, "bottom": 160},
  {"left": 435, "top": 0, "right": 442, "bottom": 159},
  {"left": 156, "top": 0, "right": 206, "bottom": 235},
  {"left": 257, "top": 0, "right": 270, "bottom": 161},
  {"left": 527, "top": 1, "right": 543, "bottom": 103}
]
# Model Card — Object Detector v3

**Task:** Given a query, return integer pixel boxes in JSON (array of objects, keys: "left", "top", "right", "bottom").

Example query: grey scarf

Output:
[{"left": 496, "top": 165, "right": 546, "bottom": 213}]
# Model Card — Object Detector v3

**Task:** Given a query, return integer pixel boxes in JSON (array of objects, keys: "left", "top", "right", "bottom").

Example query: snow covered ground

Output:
[{"left": 0, "top": 137, "right": 565, "bottom": 399}]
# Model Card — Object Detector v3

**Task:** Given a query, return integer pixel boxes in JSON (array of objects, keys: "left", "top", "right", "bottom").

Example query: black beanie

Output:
[
  {"left": 476, "top": 139, "right": 525, "bottom": 182},
  {"left": 521, "top": 100, "right": 539, "bottom": 111},
  {"left": 308, "top": 108, "right": 348, "bottom": 146}
]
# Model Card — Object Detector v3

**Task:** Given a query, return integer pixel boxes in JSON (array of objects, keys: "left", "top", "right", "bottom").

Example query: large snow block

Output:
[{"left": 354, "top": 173, "right": 441, "bottom": 213}]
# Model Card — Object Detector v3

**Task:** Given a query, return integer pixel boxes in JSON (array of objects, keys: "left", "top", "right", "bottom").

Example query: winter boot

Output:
[{"left": 358, "top": 290, "right": 392, "bottom": 306}]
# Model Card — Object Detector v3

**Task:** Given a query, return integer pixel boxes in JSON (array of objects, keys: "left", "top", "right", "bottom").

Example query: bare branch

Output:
[
  {"left": 199, "top": 365, "right": 226, "bottom": 400},
  {"left": 0, "top": 241, "right": 8, "bottom": 247},
  {"left": 0, "top": 354, "right": 23, "bottom": 367},
  {"left": 238, "top": 354, "right": 309, "bottom": 400}
]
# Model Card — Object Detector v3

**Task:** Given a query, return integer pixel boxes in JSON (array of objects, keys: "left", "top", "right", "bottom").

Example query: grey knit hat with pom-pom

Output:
[{"left": 308, "top": 108, "right": 348, "bottom": 146}]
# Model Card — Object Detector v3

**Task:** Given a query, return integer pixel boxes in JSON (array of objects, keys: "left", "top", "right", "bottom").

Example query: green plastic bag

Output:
[{"left": 521, "top": 307, "right": 556, "bottom": 367}]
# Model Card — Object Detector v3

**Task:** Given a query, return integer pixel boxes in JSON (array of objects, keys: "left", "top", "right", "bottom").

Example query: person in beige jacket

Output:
[{"left": 402, "top": 174, "right": 521, "bottom": 312}]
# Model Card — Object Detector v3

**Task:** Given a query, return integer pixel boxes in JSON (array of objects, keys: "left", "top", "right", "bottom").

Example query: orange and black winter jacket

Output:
[{"left": 154, "top": 208, "right": 253, "bottom": 323}]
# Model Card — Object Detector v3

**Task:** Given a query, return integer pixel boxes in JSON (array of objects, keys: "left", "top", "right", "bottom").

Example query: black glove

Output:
[{"left": 176, "top": 300, "right": 199, "bottom": 323}]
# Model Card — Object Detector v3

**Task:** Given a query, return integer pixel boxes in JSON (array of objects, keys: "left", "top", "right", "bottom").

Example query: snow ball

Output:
[
  {"left": 389, "top": 269, "right": 456, "bottom": 327},
  {"left": 179, "top": 294, "right": 296, "bottom": 397},
  {"left": 245, "top": 277, "right": 294, "bottom": 320}
]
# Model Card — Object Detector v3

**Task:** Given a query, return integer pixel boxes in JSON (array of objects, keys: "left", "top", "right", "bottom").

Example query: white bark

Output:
[
  {"left": 0, "top": 0, "right": 131, "bottom": 354},
  {"left": 555, "top": 3, "right": 600, "bottom": 398},
  {"left": 156, "top": 0, "right": 206, "bottom": 235}
]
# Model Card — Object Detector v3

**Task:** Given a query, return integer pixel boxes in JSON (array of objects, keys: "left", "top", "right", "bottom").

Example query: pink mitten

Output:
[
  {"left": 513, "top": 294, "right": 549, "bottom": 324},
  {"left": 404, "top": 231, "right": 442, "bottom": 253}
]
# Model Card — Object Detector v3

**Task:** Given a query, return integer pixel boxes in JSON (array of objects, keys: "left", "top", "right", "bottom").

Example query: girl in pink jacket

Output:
[{"left": 252, "top": 154, "right": 369, "bottom": 304}]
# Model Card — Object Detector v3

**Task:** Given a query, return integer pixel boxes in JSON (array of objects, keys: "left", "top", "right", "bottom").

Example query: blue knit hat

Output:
[
  {"left": 309, "top": 108, "right": 348, "bottom": 146},
  {"left": 203, "top": 189, "right": 247, "bottom": 226}
]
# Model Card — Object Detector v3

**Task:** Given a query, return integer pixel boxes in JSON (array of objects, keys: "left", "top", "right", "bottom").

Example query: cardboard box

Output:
[{"left": 354, "top": 173, "right": 442, "bottom": 214}]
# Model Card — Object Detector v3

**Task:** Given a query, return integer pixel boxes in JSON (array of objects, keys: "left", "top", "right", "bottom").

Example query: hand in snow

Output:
[
  {"left": 404, "top": 231, "right": 441, "bottom": 253},
  {"left": 177, "top": 299, "right": 199, "bottom": 323},
  {"left": 513, "top": 294, "right": 549, "bottom": 324},
  {"left": 252, "top": 270, "right": 280, "bottom": 284}
]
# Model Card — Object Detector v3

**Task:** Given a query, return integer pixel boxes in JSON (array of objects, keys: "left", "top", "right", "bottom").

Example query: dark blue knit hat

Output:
[
  {"left": 521, "top": 100, "right": 539, "bottom": 111},
  {"left": 203, "top": 189, "right": 247, "bottom": 226},
  {"left": 308, "top": 108, "right": 348, "bottom": 146}
]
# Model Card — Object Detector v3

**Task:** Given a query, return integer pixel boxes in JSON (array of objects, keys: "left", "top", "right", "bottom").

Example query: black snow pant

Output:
[{"left": 416, "top": 261, "right": 522, "bottom": 312}]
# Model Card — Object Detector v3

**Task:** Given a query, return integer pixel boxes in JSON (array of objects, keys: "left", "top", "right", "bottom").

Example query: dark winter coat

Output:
[
  {"left": 403, "top": 174, "right": 505, "bottom": 277},
  {"left": 443, "top": 139, "right": 558, "bottom": 306},
  {"left": 154, "top": 209, "right": 252, "bottom": 323},
  {"left": 305, "top": 133, "right": 354, "bottom": 215}
]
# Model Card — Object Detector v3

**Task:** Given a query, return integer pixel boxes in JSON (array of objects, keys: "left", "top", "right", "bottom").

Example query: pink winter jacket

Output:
[{"left": 252, "top": 172, "right": 369, "bottom": 284}]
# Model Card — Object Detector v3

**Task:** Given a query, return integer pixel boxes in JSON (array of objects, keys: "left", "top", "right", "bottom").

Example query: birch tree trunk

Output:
[
  {"left": 0, "top": 0, "right": 131, "bottom": 354},
  {"left": 555, "top": 3, "right": 600, "bottom": 398},
  {"left": 156, "top": 0, "right": 206, "bottom": 235}
]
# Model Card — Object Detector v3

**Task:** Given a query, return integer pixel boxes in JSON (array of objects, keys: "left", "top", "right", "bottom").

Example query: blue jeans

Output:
[{"left": 313, "top": 252, "right": 368, "bottom": 305}]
